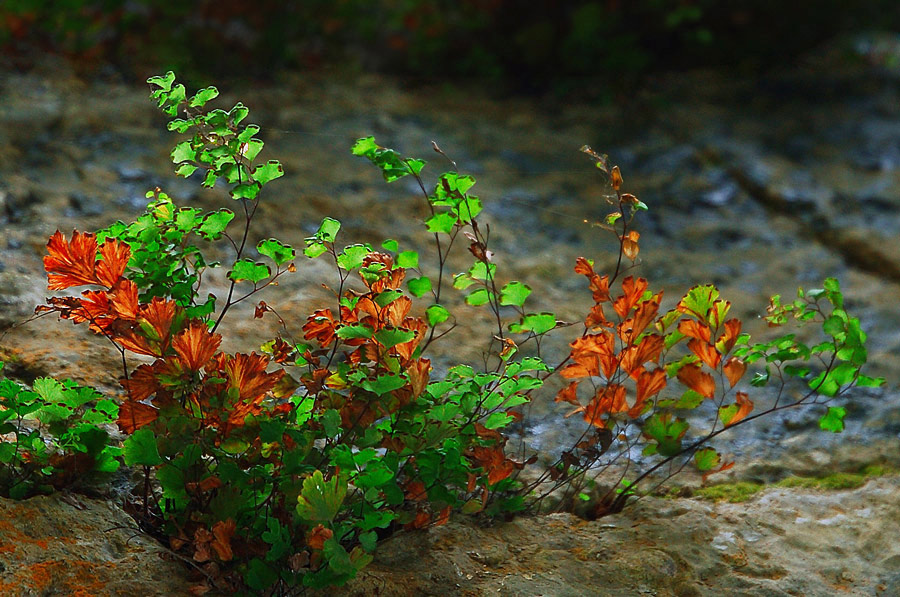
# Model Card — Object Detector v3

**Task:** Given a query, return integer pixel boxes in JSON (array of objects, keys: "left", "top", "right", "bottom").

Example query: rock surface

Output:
[
  {"left": 0, "top": 494, "right": 191, "bottom": 596},
  {"left": 2, "top": 475, "right": 898, "bottom": 596}
]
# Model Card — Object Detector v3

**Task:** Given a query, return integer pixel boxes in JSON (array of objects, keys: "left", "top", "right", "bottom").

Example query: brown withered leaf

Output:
[
  {"left": 622, "top": 230, "right": 640, "bottom": 261},
  {"left": 610, "top": 165, "right": 623, "bottom": 190}
]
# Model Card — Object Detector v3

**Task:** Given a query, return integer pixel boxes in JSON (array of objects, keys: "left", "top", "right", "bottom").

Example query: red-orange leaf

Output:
[
  {"left": 404, "top": 480, "right": 427, "bottom": 502},
  {"left": 434, "top": 505, "right": 452, "bottom": 527},
  {"left": 676, "top": 364, "right": 715, "bottom": 399},
  {"left": 405, "top": 509, "right": 433, "bottom": 530},
  {"left": 568, "top": 332, "right": 617, "bottom": 378},
  {"left": 117, "top": 399, "right": 159, "bottom": 434},
  {"left": 554, "top": 381, "right": 581, "bottom": 406},
  {"left": 210, "top": 519, "right": 236, "bottom": 562},
  {"left": 214, "top": 352, "right": 284, "bottom": 426},
  {"left": 688, "top": 338, "right": 721, "bottom": 370},
  {"left": 120, "top": 362, "right": 163, "bottom": 402},
  {"left": 95, "top": 239, "right": 131, "bottom": 287},
  {"left": 471, "top": 445, "right": 514, "bottom": 486},
  {"left": 677, "top": 319, "right": 711, "bottom": 343},
  {"left": 306, "top": 524, "right": 333, "bottom": 550},
  {"left": 44, "top": 230, "right": 99, "bottom": 290},
  {"left": 612, "top": 276, "right": 648, "bottom": 319},
  {"left": 723, "top": 357, "right": 747, "bottom": 388},
  {"left": 173, "top": 322, "right": 222, "bottom": 371},
  {"left": 574, "top": 258, "right": 611, "bottom": 303},
  {"left": 574, "top": 257, "right": 594, "bottom": 276},
  {"left": 302, "top": 309, "right": 338, "bottom": 347},
  {"left": 405, "top": 358, "right": 431, "bottom": 399},
  {"left": 109, "top": 279, "right": 140, "bottom": 320},
  {"left": 585, "top": 303, "right": 611, "bottom": 329},
  {"left": 633, "top": 368, "right": 667, "bottom": 414},
  {"left": 619, "top": 334, "right": 664, "bottom": 377},
  {"left": 618, "top": 292, "right": 661, "bottom": 344},
  {"left": 560, "top": 362, "right": 596, "bottom": 379},
  {"left": 716, "top": 318, "right": 743, "bottom": 353},
  {"left": 723, "top": 392, "right": 753, "bottom": 426},
  {"left": 582, "top": 384, "right": 626, "bottom": 428}
]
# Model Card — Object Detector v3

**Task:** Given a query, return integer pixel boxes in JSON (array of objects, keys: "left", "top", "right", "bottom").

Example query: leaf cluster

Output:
[{"left": 0, "top": 363, "right": 119, "bottom": 499}]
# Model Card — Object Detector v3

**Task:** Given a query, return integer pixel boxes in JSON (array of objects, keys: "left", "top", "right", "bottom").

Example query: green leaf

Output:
[
  {"left": 454, "top": 196, "right": 482, "bottom": 223},
  {"left": 406, "top": 159, "right": 426, "bottom": 176},
  {"left": 397, "top": 250, "right": 419, "bottom": 269},
  {"left": 336, "top": 325, "right": 374, "bottom": 340},
  {"left": 261, "top": 518, "right": 291, "bottom": 561},
  {"left": 819, "top": 406, "right": 846, "bottom": 433},
  {"left": 500, "top": 281, "right": 531, "bottom": 307},
  {"left": 509, "top": 312, "right": 556, "bottom": 335},
  {"left": 175, "top": 163, "right": 197, "bottom": 178},
  {"left": 482, "top": 412, "right": 514, "bottom": 430},
  {"left": 674, "top": 389, "right": 704, "bottom": 409},
  {"left": 374, "top": 290, "right": 403, "bottom": 307},
  {"left": 240, "top": 139, "right": 264, "bottom": 161},
  {"left": 245, "top": 558, "right": 278, "bottom": 591},
  {"left": 123, "top": 428, "right": 163, "bottom": 467},
  {"left": 175, "top": 208, "right": 201, "bottom": 231},
  {"left": 33, "top": 377, "right": 65, "bottom": 404},
  {"left": 171, "top": 140, "right": 196, "bottom": 164},
  {"left": 468, "top": 261, "right": 496, "bottom": 281},
  {"left": 296, "top": 470, "right": 346, "bottom": 522},
  {"left": 198, "top": 209, "right": 235, "bottom": 239},
  {"left": 351, "top": 136, "right": 378, "bottom": 157},
  {"left": 374, "top": 328, "right": 416, "bottom": 349},
  {"left": 252, "top": 160, "right": 284, "bottom": 185},
  {"left": 230, "top": 182, "right": 261, "bottom": 200},
  {"left": 677, "top": 285, "right": 720, "bottom": 321},
  {"left": 229, "top": 259, "right": 271, "bottom": 284},
  {"left": 856, "top": 375, "right": 886, "bottom": 388},
  {"left": 322, "top": 409, "right": 342, "bottom": 439},
  {"left": 408, "top": 276, "right": 432, "bottom": 298},
  {"left": 220, "top": 437, "right": 249, "bottom": 454},
  {"left": 257, "top": 238, "right": 295, "bottom": 266},
  {"left": 693, "top": 447, "right": 721, "bottom": 472},
  {"left": 381, "top": 239, "right": 399, "bottom": 252},
  {"left": 425, "top": 212, "right": 457, "bottom": 234},
  {"left": 426, "top": 304, "right": 450, "bottom": 326},
  {"left": 642, "top": 413, "right": 689, "bottom": 457},
  {"left": 466, "top": 288, "right": 491, "bottom": 306},
  {"left": 188, "top": 86, "right": 219, "bottom": 107},
  {"left": 147, "top": 71, "right": 175, "bottom": 92},
  {"left": 337, "top": 245, "right": 371, "bottom": 270},
  {"left": 304, "top": 242, "right": 328, "bottom": 259},
  {"left": 453, "top": 273, "right": 475, "bottom": 290}
]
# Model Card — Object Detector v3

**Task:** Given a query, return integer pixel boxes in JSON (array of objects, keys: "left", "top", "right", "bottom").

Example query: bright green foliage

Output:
[
  {"left": 0, "top": 362, "right": 119, "bottom": 499},
  {"left": 98, "top": 189, "right": 224, "bottom": 310}
]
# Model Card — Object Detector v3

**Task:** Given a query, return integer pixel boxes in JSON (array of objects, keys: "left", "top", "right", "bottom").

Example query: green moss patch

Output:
[{"left": 692, "top": 464, "right": 897, "bottom": 503}]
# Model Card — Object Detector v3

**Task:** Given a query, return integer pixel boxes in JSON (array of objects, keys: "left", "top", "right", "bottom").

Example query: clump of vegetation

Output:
[
  {"left": 0, "top": 361, "right": 119, "bottom": 499},
  {"left": 4, "top": 71, "right": 884, "bottom": 593}
]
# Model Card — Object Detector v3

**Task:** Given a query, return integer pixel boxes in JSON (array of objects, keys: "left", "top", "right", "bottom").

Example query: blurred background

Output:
[
  {"left": 3, "top": 1, "right": 900, "bottom": 91},
  {"left": 1, "top": 1, "right": 899, "bottom": 474}
]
